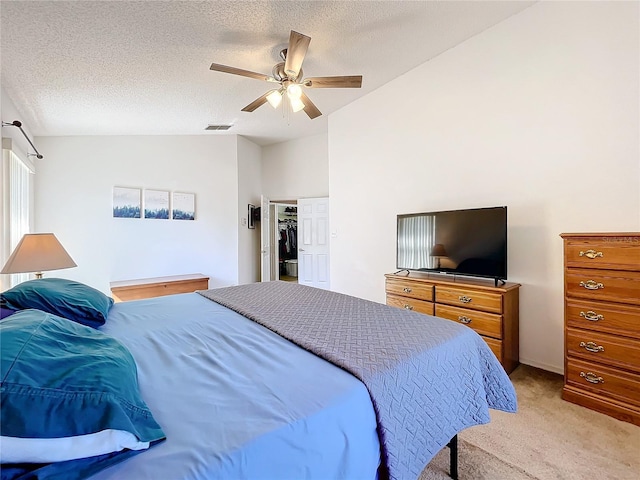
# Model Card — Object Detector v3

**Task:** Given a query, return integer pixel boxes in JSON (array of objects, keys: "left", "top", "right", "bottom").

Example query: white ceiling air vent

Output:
[{"left": 205, "top": 124, "right": 232, "bottom": 131}]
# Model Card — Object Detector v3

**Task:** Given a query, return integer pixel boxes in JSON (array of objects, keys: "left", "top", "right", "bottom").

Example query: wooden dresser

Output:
[
  {"left": 385, "top": 273, "right": 520, "bottom": 374},
  {"left": 561, "top": 233, "right": 640, "bottom": 426},
  {"left": 110, "top": 274, "right": 210, "bottom": 302}
]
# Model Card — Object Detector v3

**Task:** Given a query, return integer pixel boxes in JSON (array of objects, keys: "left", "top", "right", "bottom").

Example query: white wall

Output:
[
  {"left": 328, "top": 1, "right": 639, "bottom": 373},
  {"left": 237, "top": 135, "right": 262, "bottom": 284},
  {"left": 262, "top": 133, "right": 329, "bottom": 200},
  {"left": 34, "top": 135, "right": 243, "bottom": 293}
]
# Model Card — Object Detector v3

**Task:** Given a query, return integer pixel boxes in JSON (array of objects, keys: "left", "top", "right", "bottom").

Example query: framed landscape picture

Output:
[
  {"left": 113, "top": 187, "right": 141, "bottom": 218},
  {"left": 144, "top": 190, "right": 170, "bottom": 219},
  {"left": 172, "top": 192, "right": 195, "bottom": 220}
]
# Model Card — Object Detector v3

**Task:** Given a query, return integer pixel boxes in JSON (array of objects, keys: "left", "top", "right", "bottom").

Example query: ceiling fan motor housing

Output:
[{"left": 273, "top": 62, "right": 302, "bottom": 83}]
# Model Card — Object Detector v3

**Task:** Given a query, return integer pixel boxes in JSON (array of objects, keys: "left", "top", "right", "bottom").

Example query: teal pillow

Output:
[
  {"left": 0, "top": 309, "right": 165, "bottom": 473},
  {"left": 0, "top": 278, "right": 113, "bottom": 328}
]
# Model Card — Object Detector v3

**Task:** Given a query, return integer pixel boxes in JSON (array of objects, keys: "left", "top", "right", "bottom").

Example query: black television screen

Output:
[{"left": 396, "top": 206, "right": 507, "bottom": 281}]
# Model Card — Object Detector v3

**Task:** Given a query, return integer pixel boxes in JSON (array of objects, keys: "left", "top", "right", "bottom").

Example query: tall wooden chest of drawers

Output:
[
  {"left": 385, "top": 273, "right": 520, "bottom": 374},
  {"left": 561, "top": 233, "right": 640, "bottom": 426}
]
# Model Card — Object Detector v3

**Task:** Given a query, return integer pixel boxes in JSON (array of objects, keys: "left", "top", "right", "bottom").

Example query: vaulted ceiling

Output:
[{"left": 1, "top": 1, "right": 535, "bottom": 146}]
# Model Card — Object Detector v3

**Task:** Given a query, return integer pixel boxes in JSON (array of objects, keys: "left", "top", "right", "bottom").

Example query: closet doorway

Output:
[
  {"left": 275, "top": 203, "right": 298, "bottom": 282},
  {"left": 260, "top": 197, "right": 330, "bottom": 289}
]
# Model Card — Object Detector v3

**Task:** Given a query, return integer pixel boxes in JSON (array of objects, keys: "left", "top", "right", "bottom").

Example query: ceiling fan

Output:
[{"left": 210, "top": 30, "right": 362, "bottom": 119}]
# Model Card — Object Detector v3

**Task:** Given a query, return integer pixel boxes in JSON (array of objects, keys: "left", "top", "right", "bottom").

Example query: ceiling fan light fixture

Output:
[
  {"left": 290, "top": 96, "right": 305, "bottom": 113},
  {"left": 286, "top": 83, "right": 302, "bottom": 100},
  {"left": 266, "top": 89, "right": 283, "bottom": 109}
]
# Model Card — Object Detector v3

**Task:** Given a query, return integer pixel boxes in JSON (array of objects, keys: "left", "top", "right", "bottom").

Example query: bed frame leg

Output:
[{"left": 447, "top": 434, "right": 458, "bottom": 480}]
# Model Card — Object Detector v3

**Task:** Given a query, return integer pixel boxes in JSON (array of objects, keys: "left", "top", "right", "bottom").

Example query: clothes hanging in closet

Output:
[{"left": 278, "top": 222, "right": 297, "bottom": 259}]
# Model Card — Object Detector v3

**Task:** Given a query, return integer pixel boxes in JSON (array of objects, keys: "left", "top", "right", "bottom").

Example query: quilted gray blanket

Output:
[{"left": 199, "top": 281, "right": 517, "bottom": 480}]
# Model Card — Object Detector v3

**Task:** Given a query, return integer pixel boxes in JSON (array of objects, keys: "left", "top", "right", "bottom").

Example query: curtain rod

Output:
[{"left": 1, "top": 120, "right": 44, "bottom": 159}]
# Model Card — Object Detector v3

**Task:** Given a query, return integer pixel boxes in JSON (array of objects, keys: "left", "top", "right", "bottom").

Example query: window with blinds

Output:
[{"left": 1, "top": 146, "right": 33, "bottom": 289}]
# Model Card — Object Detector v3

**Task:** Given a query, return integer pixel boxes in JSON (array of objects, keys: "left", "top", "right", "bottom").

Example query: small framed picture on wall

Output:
[
  {"left": 113, "top": 187, "right": 141, "bottom": 218},
  {"left": 172, "top": 192, "right": 195, "bottom": 220},
  {"left": 144, "top": 189, "right": 170, "bottom": 219}
]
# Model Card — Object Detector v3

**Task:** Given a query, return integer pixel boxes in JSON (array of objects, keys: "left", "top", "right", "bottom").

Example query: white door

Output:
[
  {"left": 297, "top": 197, "right": 330, "bottom": 289},
  {"left": 269, "top": 203, "right": 278, "bottom": 280},
  {"left": 260, "top": 195, "right": 271, "bottom": 282}
]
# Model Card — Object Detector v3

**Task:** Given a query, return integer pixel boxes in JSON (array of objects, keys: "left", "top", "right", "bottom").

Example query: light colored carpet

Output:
[
  {"left": 420, "top": 439, "right": 536, "bottom": 479},
  {"left": 420, "top": 365, "right": 640, "bottom": 479}
]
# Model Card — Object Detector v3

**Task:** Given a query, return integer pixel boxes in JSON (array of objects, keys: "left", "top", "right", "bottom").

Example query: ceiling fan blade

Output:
[
  {"left": 300, "top": 91, "right": 322, "bottom": 119},
  {"left": 284, "top": 31, "right": 311, "bottom": 80},
  {"left": 304, "top": 76, "right": 363, "bottom": 88},
  {"left": 210, "top": 63, "right": 273, "bottom": 82},
  {"left": 241, "top": 92, "right": 270, "bottom": 112}
]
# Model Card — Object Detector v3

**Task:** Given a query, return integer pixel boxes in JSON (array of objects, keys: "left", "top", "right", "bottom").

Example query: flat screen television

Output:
[{"left": 396, "top": 206, "right": 507, "bottom": 282}]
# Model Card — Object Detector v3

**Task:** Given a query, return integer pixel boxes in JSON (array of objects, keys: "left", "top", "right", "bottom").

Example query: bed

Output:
[{"left": 0, "top": 279, "right": 517, "bottom": 480}]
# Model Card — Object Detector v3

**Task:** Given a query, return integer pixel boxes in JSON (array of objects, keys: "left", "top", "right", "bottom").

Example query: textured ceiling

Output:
[{"left": 1, "top": 1, "right": 535, "bottom": 146}]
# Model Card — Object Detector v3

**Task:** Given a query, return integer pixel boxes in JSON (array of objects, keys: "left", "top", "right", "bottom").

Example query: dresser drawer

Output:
[
  {"left": 386, "top": 294, "right": 434, "bottom": 316},
  {"left": 435, "top": 304, "right": 502, "bottom": 339},
  {"left": 566, "top": 358, "right": 640, "bottom": 408},
  {"left": 566, "top": 299, "right": 640, "bottom": 339},
  {"left": 567, "top": 327, "right": 640, "bottom": 372},
  {"left": 435, "top": 286, "right": 502, "bottom": 314},
  {"left": 564, "top": 236, "right": 640, "bottom": 271},
  {"left": 385, "top": 278, "right": 433, "bottom": 302},
  {"left": 483, "top": 336, "right": 503, "bottom": 361},
  {"left": 565, "top": 268, "right": 640, "bottom": 306}
]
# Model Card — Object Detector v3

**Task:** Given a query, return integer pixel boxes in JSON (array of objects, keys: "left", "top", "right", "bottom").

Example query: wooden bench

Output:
[{"left": 110, "top": 273, "right": 210, "bottom": 302}]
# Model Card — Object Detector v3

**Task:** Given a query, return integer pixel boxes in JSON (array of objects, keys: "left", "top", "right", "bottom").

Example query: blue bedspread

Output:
[
  {"left": 199, "top": 281, "right": 518, "bottom": 480},
  {"left": 92, "top": 293, "right": 380, "bottom": 480}
]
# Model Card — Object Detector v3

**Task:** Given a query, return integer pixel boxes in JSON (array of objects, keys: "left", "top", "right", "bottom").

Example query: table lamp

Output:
[{"left": 1, "top": 233, "right": 77, "bottom": 279}]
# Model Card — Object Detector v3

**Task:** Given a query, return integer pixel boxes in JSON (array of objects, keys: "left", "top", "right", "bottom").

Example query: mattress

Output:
[{"left": 92, "top": 292, "right": 381, "bottom": 480}]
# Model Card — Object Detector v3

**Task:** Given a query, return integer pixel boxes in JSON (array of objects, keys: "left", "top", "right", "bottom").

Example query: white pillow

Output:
[{"left": 0, "top": 429, "right": 150, "bottom": 463}]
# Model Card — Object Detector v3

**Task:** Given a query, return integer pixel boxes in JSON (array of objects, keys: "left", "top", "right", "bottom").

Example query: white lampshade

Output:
[
  {"left": 1, "top": 233, "right": 77, "bottom": 278},
  {"left": 286, "top": 83, "right": 302, "bottom": 100},
  {"left": 266, "top": 89, "right": 282, "bottom": 109},
  {"left": 290, "top": 96, "right": 306, "bottom": 113}
]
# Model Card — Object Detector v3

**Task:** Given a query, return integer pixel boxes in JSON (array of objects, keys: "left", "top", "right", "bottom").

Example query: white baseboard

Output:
[{"left": 518, "top": 358, "right": 563, "bottom": 375}]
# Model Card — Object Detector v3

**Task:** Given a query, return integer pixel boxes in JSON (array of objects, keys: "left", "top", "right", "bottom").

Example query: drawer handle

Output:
[
  {"left": 458, "top": 295, "right": 472, "bottom": 304},
  {"left": 579, "top": 310, "right": 604, "bottom": 322},
  {"left": 403, "top": 287, "right": 412, "bottom": 293},
  {"left": 458, "top": 316, "right": 472, "bottom": 324},
  {"left": 579, "top": 280, "right": 604, "bottom": 290},
  {"left": 580, "top": 371, "right": 604, "bottom": 384},
  {"left": 579, "top": 341, "right": 605, "bottom": 353},
  {"left": 579, "top": 250, "right": 603, "bottom": 259},
  {"left": 403, "top": 304, "right": 413, "bottom": 311}
]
